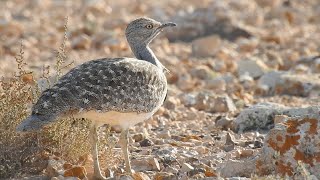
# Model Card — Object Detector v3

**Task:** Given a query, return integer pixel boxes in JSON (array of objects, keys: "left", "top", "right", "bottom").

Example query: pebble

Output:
[
  {"left": 236, "top": 149, "right": 254, "bottom": 158},
  {"left": 253, "top": 140, "right": 263, "bottom": 148},
  {"left": 163, "top": 166, "right": 179, "bottom": 174},
  {"left": 224, "top": 133, "right": 235, "bottom": 152},
  {"left": 205, "top": 77, "right": 226, "bottom": 92},
  {"left": 156, "top": 130, "right": 171, "bottom": 139},
  {"left": 132, "top": 133, "right": 145, "bottom": 142},
  {"left": 195, "top": 146, "right": 208, "bottom": 154},
  {"left": 189, "top": 168, "right": 206, "bottom": 176},
  {"left": 237, "top": 57, "right": 269, "bottom": 79},
  {"left": 181, "top": 163, "right": 195, "bottom": 173},
  {"left": 191, "top": 35, "right": 221, "bottom": 57},
  {"left": 131, "top": 157, "right": 161, "bottom": 171},
  {"left": 190, "top": 65, "right": 216, "bottom": 80},
  {"left": 215, "top": 116, "right": 233, "bottom": 130},
  {"left": 63, "top": 166, "right": 86, "bottom": 179},
  {"left": 194, "top": 92, "right": 236, "bottom": 113},
  {"left": 154, "top": 172, "right": 175, "bottom": 180},
  {"left": 139, "top": 138, "right": 154, "bottom": 147},
  {"left": 204, "top": 167, "right": 217, "bottom": 177},
  {"left": 163, "top": 96, "right": 180, "bottom": 110},
  {"left": 132, "top": 172, "right": 151, "bottom": 180}
]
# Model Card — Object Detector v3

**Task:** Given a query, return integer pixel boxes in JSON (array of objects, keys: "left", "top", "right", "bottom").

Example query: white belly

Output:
[
  {"left": 75, "top": 81, "right": 167, "bottom": 129},
  {"left": 76, "top": 110, "right": 155, "bottom": 129}
]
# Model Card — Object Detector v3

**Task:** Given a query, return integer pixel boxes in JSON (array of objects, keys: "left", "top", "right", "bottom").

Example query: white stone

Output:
[
  {"left": 181, "top": 163, "right": 194, "bottom": 173},
  {"left": 237, "top": 57, "right": 269, "bottom": 78}
]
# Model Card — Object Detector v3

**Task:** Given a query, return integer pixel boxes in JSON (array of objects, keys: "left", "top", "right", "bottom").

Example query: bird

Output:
[{"left": 16, "top": 17, "right": 176, "bottom": 179}]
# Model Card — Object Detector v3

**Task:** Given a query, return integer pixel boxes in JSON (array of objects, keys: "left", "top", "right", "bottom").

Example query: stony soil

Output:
[{"left": 1, "top": 0, "right": 320, "bottom": 179}]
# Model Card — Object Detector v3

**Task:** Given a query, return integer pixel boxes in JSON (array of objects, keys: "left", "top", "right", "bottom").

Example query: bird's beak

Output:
[
  {"left": 146, "top": 22, "right": 176, "bottom": 44},
  {"left": 158, "top": 22, "right": 177, "bottom": 29}
]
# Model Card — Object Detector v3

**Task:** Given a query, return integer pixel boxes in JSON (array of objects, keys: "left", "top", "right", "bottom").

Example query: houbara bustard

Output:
[{"left": 16, "top": 17, "right": 176, "bottom": 179}]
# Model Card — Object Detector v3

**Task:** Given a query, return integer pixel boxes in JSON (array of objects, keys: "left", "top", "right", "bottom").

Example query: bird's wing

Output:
[{"left": 31, "top": 58, "right": 167, "bottom": 117}]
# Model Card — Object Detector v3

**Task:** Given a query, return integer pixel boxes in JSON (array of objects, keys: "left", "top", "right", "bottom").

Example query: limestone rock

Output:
[
  {"left": 285, "top": 106, "right": 320, "bottom": 118},
  {"left": 237, "top": 57, "right": 269, "bottom": 79},
  {"left": 256, "top": 116, "right": 320, "bottom": 178},
  {"left": 236, "top": 103, "right": 320, "bottom": 132},
  {"left": 256, "top": 71, "right": 320, "bottom": 97},
  {"left": 235, "top": 102, "right": 286, "bottom": 132}
]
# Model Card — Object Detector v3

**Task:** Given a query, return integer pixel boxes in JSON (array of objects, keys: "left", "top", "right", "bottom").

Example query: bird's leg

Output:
[
  {"left": 89, "top": 124, "right": 107, "bottom": 180},
  {"left": 119, "top": 129, "right": 133, "bottom": 174}
]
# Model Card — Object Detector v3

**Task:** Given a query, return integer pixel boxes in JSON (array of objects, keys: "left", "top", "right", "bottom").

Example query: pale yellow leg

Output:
[
  {"left": 119, "top": 129, "right": 133, "bottom": 174},
  {"left": 89, "top": 125, "right": 107, "bottom": 180}
]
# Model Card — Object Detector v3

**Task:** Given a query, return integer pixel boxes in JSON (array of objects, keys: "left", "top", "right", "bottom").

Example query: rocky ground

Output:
[{"left": 1, "top": 0, "right": 320, "bottom": 179}]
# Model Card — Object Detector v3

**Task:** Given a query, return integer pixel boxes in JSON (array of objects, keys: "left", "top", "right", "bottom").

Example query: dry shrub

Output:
[
  {"left": 0, "top": 42, "right": 45, "bottom": 178},
  {"left": 0, "top": 17, "right": 119, "bottom": 178}
]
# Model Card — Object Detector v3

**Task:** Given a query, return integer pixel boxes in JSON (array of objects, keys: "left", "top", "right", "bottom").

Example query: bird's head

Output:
[{"left": 125, "top": 17, "right": 176, "bottom": 47}]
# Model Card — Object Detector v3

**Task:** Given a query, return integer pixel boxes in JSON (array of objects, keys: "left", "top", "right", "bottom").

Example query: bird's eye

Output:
[{"left": 145, "top": 24, "right": 153, "bottom": 29}]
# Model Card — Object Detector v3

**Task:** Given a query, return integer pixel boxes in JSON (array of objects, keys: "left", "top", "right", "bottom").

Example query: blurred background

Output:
[
  {"left": 1, "top": 0, "right": 320, "bottom": 179},
  {"left": 1, "top": 0, "right": 320, "bottom": 105},
  {"left": 1, "top": 0, "right": 320, "bottom": 79}
]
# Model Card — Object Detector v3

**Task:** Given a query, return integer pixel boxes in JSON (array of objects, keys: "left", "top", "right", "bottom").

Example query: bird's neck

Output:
[{"left": 132, "top": 45, "right": 164, "bottom": 70}]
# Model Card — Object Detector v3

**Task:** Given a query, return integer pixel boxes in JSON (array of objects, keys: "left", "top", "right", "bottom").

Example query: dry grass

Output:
[{"left": 0, "top": 17, "right": 119, "bottom": 178}]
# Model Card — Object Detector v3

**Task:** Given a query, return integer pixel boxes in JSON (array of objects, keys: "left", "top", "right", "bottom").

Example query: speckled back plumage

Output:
[{"left": 32, "top": 57, "right": 167, "bottom": 117}]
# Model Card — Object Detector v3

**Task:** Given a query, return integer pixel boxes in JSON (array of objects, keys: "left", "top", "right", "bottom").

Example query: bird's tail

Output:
[{"left": 16, "top": 114, "right": 55, "bottom": 132}]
